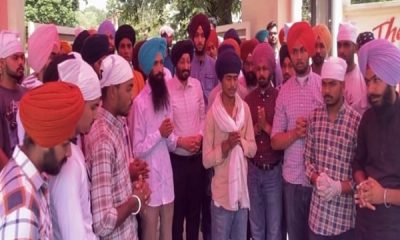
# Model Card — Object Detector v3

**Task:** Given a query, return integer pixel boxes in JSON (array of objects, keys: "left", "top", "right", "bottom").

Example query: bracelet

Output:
[
  {"left": 384, "top": 189, "right": 391, "bottom": 208},
  {"left": 132, "top": 195, "right": 142, "bottom": 215}
]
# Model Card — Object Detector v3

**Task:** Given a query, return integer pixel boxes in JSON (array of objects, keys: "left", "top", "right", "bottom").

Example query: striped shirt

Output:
[
  {"left": 84, "top": 108, "right": 138, "bottom": 240},
  {"left": 21, "top": 74, "right": 42, "bottom": 90},
  {"left": 271, "top": 71, "right": 323, "bottom": 185},
  {"left": 305, "top": 102, "right": 361, "bottom": 235},
  {"left": 0, "top": 146, "right": 52, "bottom": 239},
  {"left": 167, "top": 76, "right": 205, "bottom": 156}
]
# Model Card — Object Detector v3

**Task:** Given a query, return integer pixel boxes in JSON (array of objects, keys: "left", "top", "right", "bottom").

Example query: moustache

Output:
[{"left": 324, "top": 95, "right": 333, "bottom": 100}]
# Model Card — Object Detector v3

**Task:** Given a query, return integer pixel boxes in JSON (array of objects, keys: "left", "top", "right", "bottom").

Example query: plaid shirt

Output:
[
  {"left": 271, "top": 72, "right": 323, "bottom": 185},
  {"left": 0, "top": 146, "right": 52, "bottom": 239},
  {"left": 305, "top": 103, "right": 361, "bottom": 236},
  {"left": 85, "top": 108, "right": 137, "bottom": 240}
]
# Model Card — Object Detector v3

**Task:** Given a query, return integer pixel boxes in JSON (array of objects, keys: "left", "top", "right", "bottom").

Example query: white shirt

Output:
[
  {"left": 131, "top": 83, "right": 177, "bottom": 207},
  {"left": 167, "top": 76, "right": 205, "bottom": 156},
  {"left": 21, "top": 74, "right": 42, "bottom": 90},
  {"left": 344, "top": 65, "right": 369, "bottom": 115},
  {"left": 49, "top": 142, "right": 98, "bottom": 240}
]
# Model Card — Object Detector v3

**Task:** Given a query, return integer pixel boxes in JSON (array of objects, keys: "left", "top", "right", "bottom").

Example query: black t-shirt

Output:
[{"left": 0, "top": 85, "right": 26, "bottom": 158}]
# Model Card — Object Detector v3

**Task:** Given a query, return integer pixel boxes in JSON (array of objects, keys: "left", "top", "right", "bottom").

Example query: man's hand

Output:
[
  {"left": 129, "top": 159, "right": 150, "bottom": 181},
  {"left": 133, "top": 177, "right": 151, "bottom": 206},
  {"left": 159, "top": 118, "right": 174, "bottom": 138},
  {"left": 316, "top": 172, "right": 342, "bottom": 202},
  {"left": 222, "top": 131, "right": 241, "bottom": 157},
  {"left": 178, "top": 136, "right": 201, "bottom": 153},
  {"left": 295, "top": 117, "right": 308, "bottom": 138},
  {"left": 355, "top": 180, "right": 376, "bottom": 211}
]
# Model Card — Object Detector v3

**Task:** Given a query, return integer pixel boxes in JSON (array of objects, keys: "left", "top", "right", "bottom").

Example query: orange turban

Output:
[
  {"left": 20, "top": 82, "right": 84, "bottom": 148},
  {"left": 207, "top": 29, "right": 219, "bottom": 49},
  {"left": 240, "top": 39, "right": 258, "bottom": 62},
  {"left": 287, "top": 21, "right": 315, "bottom": 56},
  {"left": 60, "top": 40, "right": 72, "bottom": 54},
  {"left": 312, "top": 24, "right": 332, "bottom": 53},
  {"left": 220, "top": 38, "right": 240, "bottom": 58}
]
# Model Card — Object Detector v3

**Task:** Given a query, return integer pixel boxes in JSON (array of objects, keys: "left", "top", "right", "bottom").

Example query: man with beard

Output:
[
  {"left": 305, "top": 57, "right": 360, "bottom": 240},
  {"left": 22, "top": 24, "right": 60, "bottom": 89},
  {"left": 337, "top": 22, "right": 368, "bottom": 115},
  {"left": 98, "top": 19, "right": 116, "bottom": 54},
  {"left": 0, "top": 82, "right": 84, "bottom": 239},
  {"left": 279, "top": 44, "right": 295, "bottom": 85},
  {"left": 353, "top": 39, "right": 400, "bottom": 240},
  {"left": 85, "top": 54, "right": 150, "bottom": 239},
  {"left": 203, "top": 48, "right": 256, "bottom": 240},
  {"left": 311, "top": 24, "right": 332, "bottom": 75},
  {"left": 240, "top": 39, "right": 259, "bottom": 96},
  {"left": 245, "top": 42, "right": 283, "bottom": 240},
  {"left": 167, "top": 40, "right": 206, "bottom": 240},
  {"left": 132, "top": 37, "right": 177, "bottom": 240},
  {"left": 271, "top": 21, "right": 323, "bottom": 240},
  {"left": 0, "top": 31, "right": 26, "bottom": 170},
  {"left": 188, "top": 13, "right": 219, "bottom": 108}
]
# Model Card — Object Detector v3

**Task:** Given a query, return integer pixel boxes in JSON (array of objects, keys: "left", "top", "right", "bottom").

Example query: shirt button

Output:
[{"left": 260, "top": 140, "right": 263, "bottom": 144}]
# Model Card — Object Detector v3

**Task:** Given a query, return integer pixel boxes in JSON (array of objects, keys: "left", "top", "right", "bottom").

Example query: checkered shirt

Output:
[
  {"left": 0, "top": 146, "right": 52, "bottom": 239},
  {"left": 305, "top": 103, "right": 361, "bottom": 235}
]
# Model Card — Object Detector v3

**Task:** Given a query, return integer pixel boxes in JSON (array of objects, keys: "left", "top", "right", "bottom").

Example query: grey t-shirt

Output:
[{"left": 0, "top": 85, "right": 26, "bottom": 158}]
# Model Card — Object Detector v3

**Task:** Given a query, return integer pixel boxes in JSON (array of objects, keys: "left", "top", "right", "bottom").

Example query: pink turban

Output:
[
  {"left": 28, "top": 24, "right": 60, "bottom": 73},
  {"left": 287, "top": 21, "right": 315, "bottom": 56},
  {"left": 313, "top": 24, "right": 332, "bottom": 53},
  {"left": 252, "top": 42, "right": 276, "bottom": 72},
  {"left": 0, "top": 31, "right": 23, "bottom": 58},
  {"left": 358, "top": 39, "right": 400, "bottom": 86}
]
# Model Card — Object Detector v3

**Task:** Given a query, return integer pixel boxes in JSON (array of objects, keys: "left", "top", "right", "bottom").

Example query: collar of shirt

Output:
[
  {"left": 321, "top": 99, "right": 350, "bottom": 121},
  {"left": 295, "top": 73, "right": 310, "bottom": 87},
  {"left": 98, "top": 107, "right": 124, "bottom": 130},
  {"left": 170, "top": 76, "right": 194, "bottom": 90},
  {"left": 12, "top": 146, "right": 46, "bottom": 192},
  {"left": 256, "top": 83, "right": 275, "bottom": 97}
]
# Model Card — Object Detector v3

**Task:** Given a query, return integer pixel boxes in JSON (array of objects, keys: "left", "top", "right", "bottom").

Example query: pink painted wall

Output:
[{"left": 0, "top": 0, "right": 9, "bottom": 30}]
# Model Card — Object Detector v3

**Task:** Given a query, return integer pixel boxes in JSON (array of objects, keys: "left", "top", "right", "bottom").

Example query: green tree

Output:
[
  {"left": 107, "top": 0, "right": 241, "bottom": 40},
  {"left": 76, "top": 6, "right": 107, "bottom": 29},
  {"left": 25, "top": 0, "right": 81, "bottom": 27}
]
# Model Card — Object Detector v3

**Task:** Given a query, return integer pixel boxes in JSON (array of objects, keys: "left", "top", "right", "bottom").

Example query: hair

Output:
[
  {"left": 266, "top": 21, "right": 277, "bottom": 31},
  {"left": 42, "top": 54, "right": 75, "bottom": 83}
]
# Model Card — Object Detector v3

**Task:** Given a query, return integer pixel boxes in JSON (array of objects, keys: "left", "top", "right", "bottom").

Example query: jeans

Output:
[
  {"left": 211, "top": 202, "right": 248, "bottom": 240},
  {"left": 170, "top": 153, "right": 205, "bottom": 240},
  {"left": 283, "top": 181, "right": 312, "bottom": 240},
  {"left": 248, "top": 161, "right": 283, "bottom": 240},
  {"left": 309, "top": 229, "right": 354, "bottom": 240}
]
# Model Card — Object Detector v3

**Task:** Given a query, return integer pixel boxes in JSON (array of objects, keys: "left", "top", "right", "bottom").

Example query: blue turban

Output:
[
  {"left": 215, "top": 48, "right": 242, "bottom": 81},
  {"left": 255, "top": 30, "right": 269, "bottom": 43},
  {"left": 138, "top": 37, "right": 167, "bottom": 77},
  {"left": 358, "top": 39, "right": 400, "bottom": 86},
  {"left": 98, "top": 20, "right": 116, "bottom": 38}
]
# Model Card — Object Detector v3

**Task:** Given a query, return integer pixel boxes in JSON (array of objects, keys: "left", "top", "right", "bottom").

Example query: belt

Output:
[{"left": 250, "top": 159, "right": 280, "bottom": 171}]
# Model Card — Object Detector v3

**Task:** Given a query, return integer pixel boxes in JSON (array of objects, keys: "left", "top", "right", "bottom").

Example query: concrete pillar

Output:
[
  {"left": 291, "top": 0, "right": 303, "bottom": 22},
  {"left": 331, "top": 0, "right": 344, "bottom": 56},
  {"left": 0, "top": 0, "right": 26, "bottom": 46}
]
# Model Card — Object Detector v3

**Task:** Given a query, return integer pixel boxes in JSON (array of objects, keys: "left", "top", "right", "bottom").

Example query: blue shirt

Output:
[{"left": 190, "top": 54, "right": 218, "bottom": 107}]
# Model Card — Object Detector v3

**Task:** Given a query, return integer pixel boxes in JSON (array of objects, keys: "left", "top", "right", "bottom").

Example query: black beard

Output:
[
  {"left": 6, "top": 66, "right": 24, "bottom": 84},
  {"left": 243, "top": 70, "right": 257, "bottom": 87},
  {"left": 195, "top": 46, "right": 205, "bottom": 56},
  {"left": 177, "top": 69, "right": 190, "bottom": 82},
  {"left": 149, "top": 72, "right": 170, "bottom": 113},
  {"left": 312, "top": 54, "right": 324, "bottom": 66},
  {"left": 369, "top": 86, "right": 393, "bottom": 113},
  {"left": 42, "top": 148, "right": 66, "bottom": 175}
]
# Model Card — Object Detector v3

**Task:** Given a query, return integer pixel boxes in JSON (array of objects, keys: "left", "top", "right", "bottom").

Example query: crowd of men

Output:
[{"left": 1, "top": 11, "right": 400, "bottom": 240}]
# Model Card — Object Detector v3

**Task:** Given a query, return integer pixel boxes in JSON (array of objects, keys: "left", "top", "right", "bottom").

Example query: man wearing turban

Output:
[
  {"left": 81, "top": 34, "right": 110, "bottom": 77},
  {"left": 279, "top": 44, "right": 295, "bottom": 84},
  {"left": 305, "top": 57, "right": 361, "bottom": 239},
  {"left": 160, "top": 25, "right": 175, "bottom": 76},
  {"left": 22, "top": 24, "right": 60, "bottom": 90},
  {"left": 206, "top": 29, "right": 219, "bottom": 60},
  {"left": 239, "top": 39, "right": 259, "bottom": 96},
  {"left": 0, "top": 82, "right": 84, "bottom": 239},
  {"left": 98, "top": 19, "right": 116, "bottom": 54},
  {"left": 203, "top": 48, "right": 256, "bottom": 240},
  {"left": 271, "top": 21, "right": 324, "bottom": 240},
  {"left": 353, "top": 39, "right": 400, "bottom": 240},
  {"left": 0, "top": 30, "right": 26, "bottom": 170},
  {"left": 188, "top": 13, "right": 219, "bottom": 108},
  {"left": 167, "top": 39, "right": 206, "bottom": 240},
  {"left": 132, "top": 37, "right": 176, "bottom": 240},
  {"left": 85, "top": 54, "right": 150, "bottom": 239},
  {"left": 115, "top": 24, "right": 145, "bottom": 99},
  {"left": 337, "top": 22, "right": 368, "bottom": 115},
  {"left": 312, "top": 24, "right": 332, "bottom": 75},
  {"left": 245, "top": 42, "right": 283, "bottom": 240}
]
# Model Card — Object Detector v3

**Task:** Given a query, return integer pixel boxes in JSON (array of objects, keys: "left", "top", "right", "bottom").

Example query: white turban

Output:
[
  {"left": 337, "top": 22, "right": 357, "bottom": 43},
  {"left": 28, "top": 24, "right": 60, "bottom": 72},
  {"left": 99, "top": 54, "right": 133, "bottom": 88},
  {"left": 159, "top": 25, "right": 174, "bottom": 37},
  {"left": 0, "top": 31, "right": 23, "bottom": 58},
  {"left": 321, "top": 57, "right": 347, "bottom": 82},
  {"left": 58, "top": 52, "right": 101, "bottom": 101}
]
